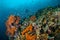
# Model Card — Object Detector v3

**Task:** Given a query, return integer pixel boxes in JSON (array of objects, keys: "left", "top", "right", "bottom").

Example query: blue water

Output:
[{"left": 0, "top": 0, "right": 59, "bottom": 40}]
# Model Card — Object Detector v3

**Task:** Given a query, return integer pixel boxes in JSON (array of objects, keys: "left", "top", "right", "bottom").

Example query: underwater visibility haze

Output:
[{"left": 0, "top": 0, "right": 60, "bottom": 40}]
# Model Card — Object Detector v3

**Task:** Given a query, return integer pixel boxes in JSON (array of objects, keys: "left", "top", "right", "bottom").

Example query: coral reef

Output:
[{"left": 6, "top": 7, "right": 60, "bottom": 40}]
